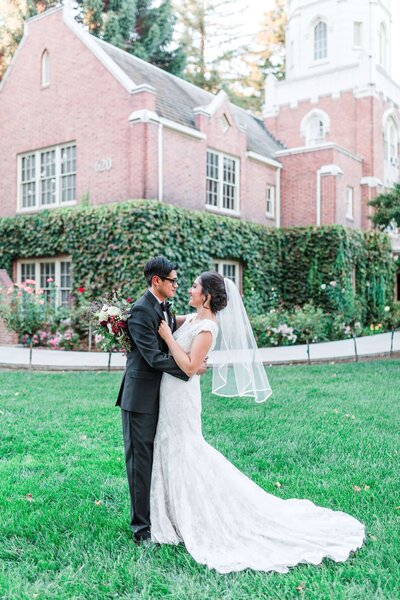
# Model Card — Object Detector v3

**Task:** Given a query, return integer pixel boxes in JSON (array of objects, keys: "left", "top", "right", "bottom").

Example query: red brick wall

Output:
[{"left": 0, "top": 270, "right": 18, "bottom": 345}]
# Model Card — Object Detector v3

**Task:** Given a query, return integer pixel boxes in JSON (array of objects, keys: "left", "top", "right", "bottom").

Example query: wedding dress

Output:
[{"left": 150, "top": 314, "right": 365, "bottom": 574}]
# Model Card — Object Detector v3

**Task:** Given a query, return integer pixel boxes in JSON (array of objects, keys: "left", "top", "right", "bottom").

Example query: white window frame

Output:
[
  {"left": 314, "top": 21, "right": 328, "bottom": 61},
  {"left": 346, "top": 187, "right": 354, "bottom": 221},
  {"left": 17, "top": 143, "right": 77, "bottom": 212},
  {"left": 206, "top": 149, "right": 240, "bottom": 215},
  {"left": 266, "top": 185, "right": 275, "bottom": 218},
  {"left": 41, "top": 50, "right": 50, "bottom": 87},
  {"left": 16, "top": 256, "right": 73, "bottom": 307},
  {"left": 213, "top": 259, "right": 241, "bottom": 290},
  {"left": 384, "top": 118, "right": 398, "bottom": 165}
]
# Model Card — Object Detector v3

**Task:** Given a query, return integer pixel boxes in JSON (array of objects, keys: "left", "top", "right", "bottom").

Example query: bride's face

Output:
[{"left": 188, "top": 278, "right": 205, "bottom": 308}]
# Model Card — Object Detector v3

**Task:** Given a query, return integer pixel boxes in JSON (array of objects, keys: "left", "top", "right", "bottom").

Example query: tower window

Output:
[
  {"left": 314, "top": 21, "right": 327, "bottom": 61},
  {"left": 301, "top": 110, "right": 330, "bottom": 147},
  {"left": 353, "top": 22, "right": 363, "bottom": 47},
  {"left": 384, "top": 118, "right": 398, "bottom": 165},
  {"left": 379, "top": 23, "right": 388, "bottom": 69}
]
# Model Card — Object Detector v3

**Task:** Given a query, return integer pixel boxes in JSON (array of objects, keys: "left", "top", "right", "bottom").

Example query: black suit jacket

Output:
[{"left": 116, "top": 290, "right": 189, "bottom": 413}]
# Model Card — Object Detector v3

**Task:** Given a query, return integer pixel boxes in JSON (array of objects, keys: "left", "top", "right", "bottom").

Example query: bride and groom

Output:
[{"left": 116, "top": 255, "right": 365, "bottom": 573}]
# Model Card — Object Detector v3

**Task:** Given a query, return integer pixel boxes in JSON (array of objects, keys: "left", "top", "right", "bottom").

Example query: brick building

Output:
[{"left": 0, "top": 1, "right": 399, "bottom": 343}]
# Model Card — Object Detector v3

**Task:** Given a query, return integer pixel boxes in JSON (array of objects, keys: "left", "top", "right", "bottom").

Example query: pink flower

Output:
[
  {"left": 47, "top": 277, "right": 54, "bottom": 283},
  {"left": 17, "top": 291, "right": 22, "bottom": 297},
  {"left": 25, "top": 287, "right": 34, "bottom": 294},
  {"left": 25, "top": 279, "right": 36, "bottom": 285},
  {"left": 36, "top": 288, "right": 44, "bottom": 295},
  {"left": 39, "top": 299, "right": 44, "bottom": 305}
]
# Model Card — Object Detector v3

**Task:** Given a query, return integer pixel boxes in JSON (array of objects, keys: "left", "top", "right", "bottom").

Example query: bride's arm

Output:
[{"left": 158, "top": 320, "right": 212, "bottom": 377}]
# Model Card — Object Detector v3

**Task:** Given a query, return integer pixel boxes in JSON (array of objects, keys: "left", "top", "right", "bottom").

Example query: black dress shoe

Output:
[{"left": 133, "top": 532, "right": 151, "bottom": 544}]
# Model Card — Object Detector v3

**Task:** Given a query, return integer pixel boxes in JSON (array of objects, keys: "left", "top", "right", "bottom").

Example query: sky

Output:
[{"left": 246, "top": 0, "right": 400, "bottom": 86}]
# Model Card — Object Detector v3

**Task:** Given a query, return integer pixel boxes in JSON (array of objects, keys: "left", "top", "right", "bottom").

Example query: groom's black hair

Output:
[{"left": 144, "top": 256, "right": 178, "bottom": 287}]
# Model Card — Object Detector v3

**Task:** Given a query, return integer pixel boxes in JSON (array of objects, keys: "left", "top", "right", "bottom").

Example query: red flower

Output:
[
  {"left": 100, "top": 320, "right": 108, "bottom": 327},
  {"left": 126, "top": 297, "right": 133, "bottom": 303},
  {"left": 78, "top": 287, "right": 85, "bottom": 293},
  {"left": 111, "top": 324, "right": 120, "bottom": 335},
  {"left": 117, "top": 320, "right": 127, "bottom": 329}
]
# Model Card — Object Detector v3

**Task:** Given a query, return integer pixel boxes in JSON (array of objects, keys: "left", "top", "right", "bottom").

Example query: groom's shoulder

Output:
[{"left": 129, "top": 292, "right": 153, "bottom": 316}]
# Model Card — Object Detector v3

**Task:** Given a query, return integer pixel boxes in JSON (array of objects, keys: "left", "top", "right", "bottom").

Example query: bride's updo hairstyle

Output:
[{"left": 199, "top": 271, "right": 228, "bottom": 314}]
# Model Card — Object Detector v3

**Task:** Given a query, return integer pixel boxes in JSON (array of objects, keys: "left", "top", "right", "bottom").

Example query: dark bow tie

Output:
[{"left": 160, "top": 301, "right": 172, "bottom": 312}]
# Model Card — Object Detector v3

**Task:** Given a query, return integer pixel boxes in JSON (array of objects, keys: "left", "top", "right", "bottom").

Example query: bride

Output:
[{"left": 151, "top": 271, "right": 365, "bottom": 574}]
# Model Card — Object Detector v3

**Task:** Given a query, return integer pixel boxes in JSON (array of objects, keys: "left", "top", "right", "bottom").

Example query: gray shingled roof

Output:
[{"left": 94, "top": 38, "right": 284, "bottom": 160}]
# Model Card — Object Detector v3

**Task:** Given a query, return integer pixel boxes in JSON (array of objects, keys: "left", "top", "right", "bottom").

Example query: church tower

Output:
[{"left": 264, "top": 0, "right": 400, "bottom": 229}]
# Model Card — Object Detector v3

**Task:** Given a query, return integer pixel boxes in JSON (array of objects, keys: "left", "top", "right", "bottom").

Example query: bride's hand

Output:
[{"left": 158, "top": 320, "right": 173, "bottom": 342}]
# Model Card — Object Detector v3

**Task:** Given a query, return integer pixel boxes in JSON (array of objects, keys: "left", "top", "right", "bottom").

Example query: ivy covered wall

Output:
[{"left": 0, "top": 200, "right": 395, "bottom": 321}]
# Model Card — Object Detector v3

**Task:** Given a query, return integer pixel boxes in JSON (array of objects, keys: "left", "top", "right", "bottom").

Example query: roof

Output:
[{"left": 94, "top": 37, "right": 284, "bottom": 160}]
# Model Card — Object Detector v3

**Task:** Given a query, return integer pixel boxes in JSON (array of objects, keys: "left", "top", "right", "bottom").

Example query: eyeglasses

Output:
[{"left": 159, "top": 276, "right": 178, "bottom": 285}]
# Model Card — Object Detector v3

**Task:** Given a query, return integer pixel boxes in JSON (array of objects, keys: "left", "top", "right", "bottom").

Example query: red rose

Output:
[
  {"left": 126, "top": 297, "right": 133, "bottom": 303},
  {"left": 78, "top": 287, "right": 85, "bottom": 293},
  {"left": 111, "top": 324, "right": 120, "bottom": 334},
  {"left": 117, "top": 320, "right": 127, "bottom": 329},
  {"left": 100, "top": 320, "right": 108, "bottom": 327}
]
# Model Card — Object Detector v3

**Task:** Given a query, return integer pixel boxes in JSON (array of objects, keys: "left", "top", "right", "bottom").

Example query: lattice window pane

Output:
[
  {"left": 222, "top": 157, "right": 236, "bottom": 210},
  {"left": 21, "top": 154, "right": 36, "bottom": 208},
  {"left": 21, "top": 263, "right": 36, "bottom": 283},
  {"left": 61, "top": 145, "right": 76, "bottom": 203},
  {"left": 40, "top": 262, "right": 56, "bottom": 301},
  {"left": 206, "top": 151, "right": 219, "bottom": 206},
  {"left": 314, "top": 21, "right": 327, "bottom": 60},
  {"left": 222, "top": 263, "right": 237, "bottom": 284},
  {"left": 40, "top": 150, "right": 56, "bottom": 206}
]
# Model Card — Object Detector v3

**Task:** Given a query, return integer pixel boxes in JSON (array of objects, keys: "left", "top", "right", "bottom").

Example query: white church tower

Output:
[{"left": 264, "top": 0, "right": 400, "bottom": 230}]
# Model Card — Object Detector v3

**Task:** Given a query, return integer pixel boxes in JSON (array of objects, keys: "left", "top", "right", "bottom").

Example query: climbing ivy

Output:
[{"left": 0, "top": 200, "right": 395, "bottom": 322}]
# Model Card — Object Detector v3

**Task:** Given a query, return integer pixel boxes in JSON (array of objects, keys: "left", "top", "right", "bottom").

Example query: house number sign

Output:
[{"left": 95, "top": 158, "right": 113, "bottom": 172}]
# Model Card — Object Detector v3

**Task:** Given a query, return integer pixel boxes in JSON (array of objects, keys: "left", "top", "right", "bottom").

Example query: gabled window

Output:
[
  {"left": 206, "top": 150, "right": 239, "bottom": 214},
  {"left": 18, "top": 143, "right": 77, "bottom": 211},
  {"left": 314, "top": 21, "right": 327, "bottom": 61},
  {"left": 41, "top": 50, "right": 50, "bottom": 86}
]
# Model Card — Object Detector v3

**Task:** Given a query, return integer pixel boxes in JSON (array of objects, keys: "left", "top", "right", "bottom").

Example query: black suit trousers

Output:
[{"left": 121, "top": 409, "right": 158, "bottom": 539}]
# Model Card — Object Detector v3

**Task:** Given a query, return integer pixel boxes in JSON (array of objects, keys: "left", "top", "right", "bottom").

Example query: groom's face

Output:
[{"left": 155, "top": 269, "right": 178, "bottom": 300}]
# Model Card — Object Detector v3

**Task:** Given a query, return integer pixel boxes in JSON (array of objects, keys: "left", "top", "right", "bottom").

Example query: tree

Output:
[
  {"left": 0, "top": 0, "right": 185, "bottom": 79},
  {"left": 369, "top": 183, "right": 400, "bottom": 230},
  {"left": 174, "top": 0, "right": 249, "bottom": 92}
]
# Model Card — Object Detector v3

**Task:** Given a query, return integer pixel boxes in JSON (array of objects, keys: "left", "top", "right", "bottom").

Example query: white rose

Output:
[
  {"left": 320, "top": 284, "right": 326, "bottom": 290},
  {"left": 329, "top": 281, "right": 337, "bottom": 287},
  {"left": 384, "top": 306, "right": 390, "bottom": 312},
  {"left": 107, "top": 306, "right": 121, "bottom": 317},
  {"left": 101, "top": 304, "right": 109, "bottom": 312},
  {"left": 98, "top": 310, "right": 108, "bottom": 322}
]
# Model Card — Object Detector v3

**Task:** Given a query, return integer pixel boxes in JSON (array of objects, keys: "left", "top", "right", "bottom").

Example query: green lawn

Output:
[{"left": 0, "top": 362, "right": 399, "bottom": 600}]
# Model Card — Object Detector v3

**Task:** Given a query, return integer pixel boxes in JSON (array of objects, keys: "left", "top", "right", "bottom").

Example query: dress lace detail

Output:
[{"left": 150, "top": 316, "right": 365, "bottom": 573}]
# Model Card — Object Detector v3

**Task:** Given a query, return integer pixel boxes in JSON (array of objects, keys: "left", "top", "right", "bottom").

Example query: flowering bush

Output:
[
  {"left": 251, "top": 309, "right": 297, "bottom": 347},
  {"left": 0, "top": 279, "right": 59, "bottom": 364}
]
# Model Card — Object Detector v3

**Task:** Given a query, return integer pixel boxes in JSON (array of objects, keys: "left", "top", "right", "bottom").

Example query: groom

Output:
[{"left": 116, "top": 256, "right": 191, "bottom": 543}]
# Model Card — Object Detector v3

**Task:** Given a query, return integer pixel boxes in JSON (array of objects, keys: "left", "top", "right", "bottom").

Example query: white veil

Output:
[{"left": 211, "top": 278, "right": 272, "bottom": 403}]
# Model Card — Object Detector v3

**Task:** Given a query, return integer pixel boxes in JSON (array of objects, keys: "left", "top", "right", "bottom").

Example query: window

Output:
[
  {"left": 384, "top": 118, "right": 398, "bottom": 165},
  {"left": 206, "top": 150, "right": 239, "bottom": 213},
  {"left": 18, "top": 143, "right": 76, "bottom": 211},
  {"left": 306, "top": 116, "right": 325, "bottom": 145},
  {"left": 346, "top": 187, "right": 354, "bottom": 220},
  {"left": 266, "top": 185, "right": 275, "bottom": 217},
  {"left": 17, "top": 257, "right": 72, "bottom": 307},
  {"left": 353, "top": 22, "right": 362, "bottom": 47},
  {"left": 213, "top": 260, "right": 240, "bottom": 286},
  {"left": 314, "top": 21, "right": 327, "bottom": 61},
  {"left": 301, "top": 109, "right": 329, "bottom": 147},
  {"left": 379, "top": 23, "right": 388, "bottom": 69},
  {"left": 41, "top": 50, "right": 50, "bottom": 86},
  {"left": 219, "top": 114, "right": 230, "bottom": 133}
]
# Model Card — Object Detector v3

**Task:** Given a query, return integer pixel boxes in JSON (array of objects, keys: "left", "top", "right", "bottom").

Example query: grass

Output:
[{"left": 0, "top": 361, "right": 399, "bottom": 599}]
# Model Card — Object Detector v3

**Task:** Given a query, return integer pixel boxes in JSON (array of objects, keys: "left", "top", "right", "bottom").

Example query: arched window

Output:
[
  {"left": 379, "top": 23, "right": 388, "bottom": 69},
  {"left": 41, "top": 50, "right": 50, "bottom": 86},
  {"left": 301, "top": 110, "right": 330, "bottom": 146},
  {"left": 314, "top": 21, "right": 327, "bottom": 61},
  {"left": 384, "top": 118, "right": 398, "bottom": 164}
]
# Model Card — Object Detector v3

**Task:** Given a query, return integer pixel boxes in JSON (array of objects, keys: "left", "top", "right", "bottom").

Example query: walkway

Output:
[{"left": 0, "top": 331, "right": 399, "bottom": 370}]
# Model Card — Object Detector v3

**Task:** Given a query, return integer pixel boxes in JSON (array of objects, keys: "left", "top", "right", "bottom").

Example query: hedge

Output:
[{"left": 0, "top": 200, "right": 395, "bottom": 321}]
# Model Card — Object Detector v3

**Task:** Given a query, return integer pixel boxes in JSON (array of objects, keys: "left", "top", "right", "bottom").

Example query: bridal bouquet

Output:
[{"left": 92, "top": 292, "right": 133, "bottom": 354}]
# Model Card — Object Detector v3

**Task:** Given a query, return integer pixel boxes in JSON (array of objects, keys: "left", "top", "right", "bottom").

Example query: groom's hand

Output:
[{"left": 196, "top": 357, "right": 208, "bottom": 376}]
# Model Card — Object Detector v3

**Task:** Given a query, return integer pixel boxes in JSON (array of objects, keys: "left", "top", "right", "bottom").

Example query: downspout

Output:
[
  {"left": 275, "top": 165, "right": 281, "bottom": 227},
  {"left": 158, "top": 122, "right": 163, "bottom": 202},
  {"left": 316, "top": 168, "right": 322, "bottom": 225}
]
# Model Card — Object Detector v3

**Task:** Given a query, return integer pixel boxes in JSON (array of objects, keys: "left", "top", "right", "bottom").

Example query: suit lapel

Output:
[{"left": 144, "top": 290, "right": 164, "bottom": 320}]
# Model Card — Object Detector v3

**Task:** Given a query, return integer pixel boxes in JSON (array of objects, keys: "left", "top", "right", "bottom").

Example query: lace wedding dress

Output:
[{"left": 150, "top": 315, "right": 365, "bottom": 573}]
